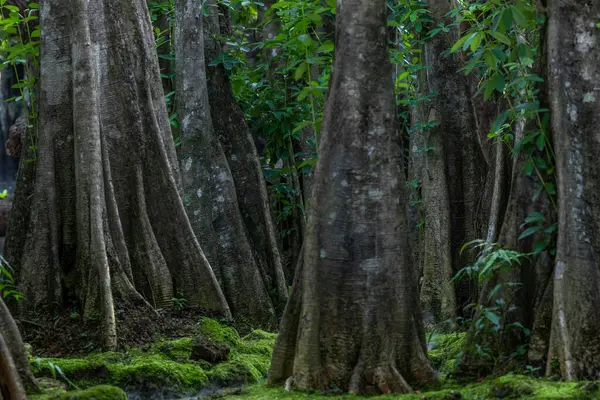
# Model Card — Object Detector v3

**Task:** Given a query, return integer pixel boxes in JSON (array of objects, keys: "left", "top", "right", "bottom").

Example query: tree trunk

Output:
[
  {"left": 203, "top": 3, "right": 289, "bottom": 317},
  {"left": 7, "top": 0, "right": 231, "bottom": 349},
  {"left": 0, "top": 298, "right": 39, "bottom": 394},
  {"left": 546, "top": 0, "right": 600, "bottom": 379},
  {"left": 174, "top": 0, "right": 278, "bottom": 329},
  {"left": 0, "top": 331, "right": 26, "bottom": 400},
  {"left": 268, "top": 0, "right": 436, "bottom": 394},
  {"left": 419, "top": 0, "right": 488, "bottom": 324}
]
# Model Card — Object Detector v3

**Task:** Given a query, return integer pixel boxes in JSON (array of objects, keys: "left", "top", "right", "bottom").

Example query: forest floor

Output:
[{"left": 24, "top": 317, "right": 600, "bottom": 400}]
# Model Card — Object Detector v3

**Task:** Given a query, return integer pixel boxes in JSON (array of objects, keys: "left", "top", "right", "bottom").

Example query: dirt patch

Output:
[{"left": 16, "top": 300, "right": 229, "bottom": 358}]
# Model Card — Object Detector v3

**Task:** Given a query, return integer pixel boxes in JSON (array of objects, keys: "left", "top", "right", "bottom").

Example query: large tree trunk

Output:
[
  {"left": 203, "top": 3, "right": 289, "bottom": 317},
  {"left": 174, "top": 0, "right": 278, "bottom": 329},
  {"left": 0, "top": 298, "right": 39, "bottom": 394},
  {"left": 268, "top": 0, "right": 436, "bottom": 394},
  {"left": 546, "top": 0, "right": 600, "bottom": 379},
  {"left": 6, "top": 0, "right": 231, "bottom": 349},
  {"left": 0, "top": 331, "right": 26, "bottom": 400},
  {"left": 419, "top": 0, "right": 488, "bottom": 325}
]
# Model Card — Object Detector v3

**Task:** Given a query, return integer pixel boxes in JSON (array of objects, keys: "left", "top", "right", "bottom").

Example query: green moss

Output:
[
  {"left": 31, "top": 357, "right": 109, "bottom": 384},
  {"left": 427, "top": 332, "right": 466, "bottom": 374},
  {"left": 207, "top": 352, "right": 271, "bottom": 385},
  {"left": 30, "top": 318, "right": 274, "bottom": 396},
  {"left": 152, "top": 337, "right": 194, "bottom": 361},
  {"left": 108, "top": 354, "right": 208, "bottom": 392},
  {"left": 199, "top": 317, "right": 242, "bottom": 347},
  {"left": 490, "top": 374, "right": 534, "bottom": 398},
  {"left": 226, "top": 376, "right": 600, "bottom": 400},
  {"left": 31, "top": 385, "right": 126, "bottom": 400},
  {"left": 239, "top": 330, "right": 277, "bottom": 356}
]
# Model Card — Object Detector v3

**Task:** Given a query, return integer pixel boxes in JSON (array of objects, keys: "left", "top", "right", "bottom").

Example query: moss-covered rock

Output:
[
  {"left": 30, "top": 318, "right": 276, "bottom": 397},
  {"left": 31, "top": 385, "right": 126, "bottom": 400},
  {"left": 490, "top": 375, "right": 534, "bottom": 398}
]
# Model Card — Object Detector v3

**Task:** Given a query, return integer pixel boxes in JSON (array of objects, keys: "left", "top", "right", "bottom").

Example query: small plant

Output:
[
  {"left": 453, "top": 240, "right": 530, "bottom": 370},
  {"left": 524, "top": 364, "right": 541, "bottom": 376},
  {"left": 171, "top": 293, "right": 187, "bottom": 311},
  {"left": 0, "top": 256, "right": 23, "bottom": 301},
  {"left": 36, "top": 358, "right": 80, "bottom": 390},
  {"left": 70, "top": 312, "right": 80, "bottom": 320}
]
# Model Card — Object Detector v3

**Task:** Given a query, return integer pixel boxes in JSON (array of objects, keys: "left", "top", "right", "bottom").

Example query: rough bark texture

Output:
[
  {"left": 268, "top": 0, "right": 436, "bottom": 394},
  {"left": 546, "top": 0, "right": 600, "bottom": 379},
  {"left": 419, "top": 0, "right": 488, "bottom": 324},
  {"left": 0, "top": 331, "right": 26, "bottom": 400},
  {"left": 0, "top": 298, "right": 39, "bottom": 394},
  {"left": 175, "top": 0, "right": 277, "bottom": 329},
  {"left": 6, "top": 0, "right": 230, "bottom": 348},
  {"left": 203, "top": 3, "right": 289, "bottom": 318}
]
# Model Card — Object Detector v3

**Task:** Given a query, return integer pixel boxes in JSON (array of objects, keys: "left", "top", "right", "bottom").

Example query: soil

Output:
[{"left": 15, "top": 299, "right": 232, "bottom": 357}]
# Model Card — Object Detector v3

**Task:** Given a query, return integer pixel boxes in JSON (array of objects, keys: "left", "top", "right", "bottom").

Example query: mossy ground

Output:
[
  {"left": 29, "top": 318, "right": 276, "bottom": 397},
  {"left": 28, "top": 322, "right": 600, "bottom": 399},
  {"left": 227, "top": 375, "right": 600, "bottom": 399}
]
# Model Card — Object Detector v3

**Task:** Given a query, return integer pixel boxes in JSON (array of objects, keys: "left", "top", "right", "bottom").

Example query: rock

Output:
[
  {"left": 190, "top": 335, "right": 230, "bottom": 363},
  {"left": 35, "top": 385, "right": 126, "bottom": 400}
]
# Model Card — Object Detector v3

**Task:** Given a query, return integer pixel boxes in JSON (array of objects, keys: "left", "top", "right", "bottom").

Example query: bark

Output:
[
  {"left": 419, "top": 0, "right": 488, "bottom": 324},
  {"left": 4, "top": 124, "right": 35, "bottom": 272},
  {"left": 268, "top": 0, "right": 436, "bottom": 394},
  {"left": 0, "top": 71, "right": 20, "bottom": 188},
  {"left": 175, "top": 0, "right": 277, "bottom": 329},
  {"left": 203, "top": 4, "right": 289, "bottom": 316},
  {"left": 7, "top": 0, "right": 231, "bottom": 348},
  {"left": 546, "top": 0, "right": 600, "bottom": 379},
  {"left": 0, "top": 331, "right": 26, "bottom": 400},
  {"left": 0, "top": 298, "right": 38, "bottom": 394},
  {"left": 408, "top": 106, "right": 425, "bottom": 287}
]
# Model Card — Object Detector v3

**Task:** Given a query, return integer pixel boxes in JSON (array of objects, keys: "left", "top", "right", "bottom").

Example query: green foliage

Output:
[
  {"left": 223, "top": 0, "right": 334, "bottom": 233},
  {"left": 450, "top": 0, "right": 556, "bottom": 213},
  {"left": 427, "top": 332, "right": 466, "bottom": 374},
  {"left": 0, "top": 1, "right": 40, "bottom": 159},
  {"left": 170, "top": 292, "right": 187, "bottom": 311},
  {"left": 454, "top": 240, "right": 530, "bottom": 367},
  {"left": 0, "top": 255, "right": 23, "bottom": 301}
]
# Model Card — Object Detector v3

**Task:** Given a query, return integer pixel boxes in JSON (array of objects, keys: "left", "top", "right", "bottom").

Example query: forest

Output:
[{"left": 0, "top": 0, "right": 597, "bottom": 399}]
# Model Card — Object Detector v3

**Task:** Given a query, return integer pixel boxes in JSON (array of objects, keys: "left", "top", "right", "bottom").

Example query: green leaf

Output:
[
  {"left": 484, "top": 78, "right": 495, "bottom": 101},
  {"left": 491, "top": 73, "right": 506, "bottom": 92},
  {"left": 519, "top": 225, "right": 542, "bottom": 240},
  {"left": 500, "top": 8, "right": 514, "bottom": 32},
  {"left": 470, "top": 32, "right": 484, "bottom": 52},
  {"left": 316, "top": 42, "right": 334, "bottom": 53},
  {"left": 523, "top": 158, "right": 534, "bottom": 176},
  {"left": 492, "top": 31, "right": 511, "bottom": 45},
  {"left": 451, "top": 34, "right": 470, "bottom": 53},
  {"left": 484, "top": 310, "right": 500, "bottom": 326},
  {"left": 524, "top": 211, "right": 545, "bottom": 225},
  {"left": 294, "top": 62, "right": 307, "bottom": 81},
  {"left": 512, "top": 7, "right": 528, "bottom": 27},
  {"left": 532, "top": 239, "right": 550, "bottom": 254},
  {"left": 484, "top": 51, "right": 497, "bottom": 68}
]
